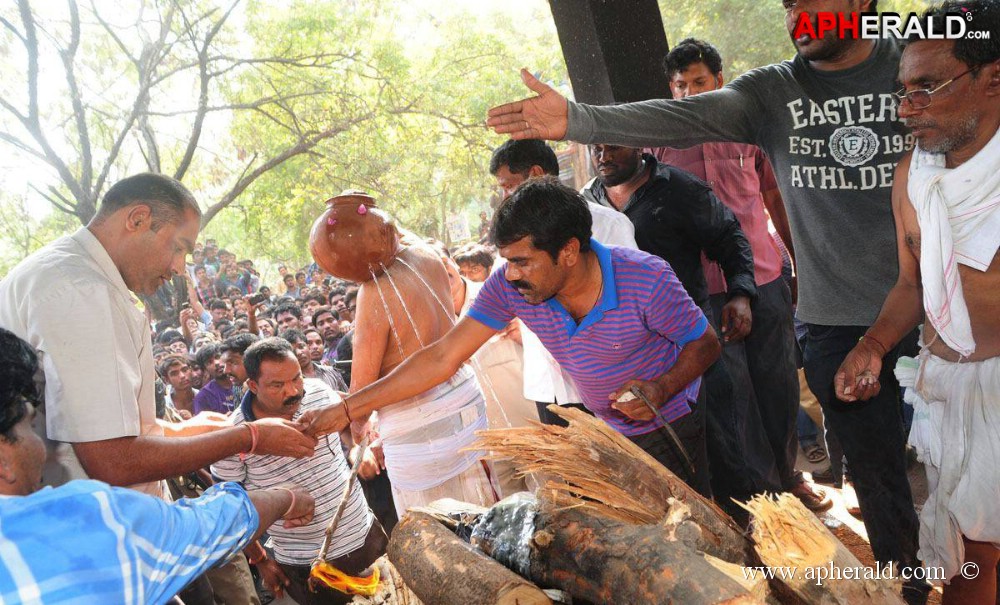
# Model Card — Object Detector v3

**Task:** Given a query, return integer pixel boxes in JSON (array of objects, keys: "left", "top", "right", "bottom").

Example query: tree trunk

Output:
[
  {"left": 523, "top": 507, "right": 758, "bottom": 605},
  {"left": 387, "top": 512, "right": 552, "bottom": 605}
]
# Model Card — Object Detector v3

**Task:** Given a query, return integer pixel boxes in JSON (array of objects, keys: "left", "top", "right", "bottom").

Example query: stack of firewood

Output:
[{"left": 351, "top": 407, "right": 904, "bottom": 605}]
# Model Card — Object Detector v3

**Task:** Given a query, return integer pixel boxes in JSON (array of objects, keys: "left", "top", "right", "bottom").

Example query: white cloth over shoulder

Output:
[
  {"left": 896, "top": 352, "right": 1000, "bottom": 582},
  {"left": 907, "top": 127, "right": 1000, "bottom": 357},
  {"left": 377, "top": 365, "right": 487, "bottom": 491}
]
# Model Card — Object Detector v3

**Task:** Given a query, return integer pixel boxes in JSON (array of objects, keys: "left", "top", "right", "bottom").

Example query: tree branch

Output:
[
  {"left": 61, "top": 0, "right": 93, "bottom": 193},
  {"left": 199, "top": 112, "right": 378, "bottom": 226},
  {"left": 29, "top": 184, "right": 78, "bottom": 216},
  {"left": 0, "top": 15, "right": 26, "bottom": 43},
  {"left": 174, "top": 0, "right": 238, "bottom": 180},
  {"left": 15, "top": 0, "right": 87, "bottom": 211}
]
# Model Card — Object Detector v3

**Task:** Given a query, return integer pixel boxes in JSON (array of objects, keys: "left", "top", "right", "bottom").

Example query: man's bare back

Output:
[
  {"left": 352, "top": 243, "right": 456, "bottom": 388},
  {"left": 896, "top": 154, "right": 1000, "bottom": 362}
]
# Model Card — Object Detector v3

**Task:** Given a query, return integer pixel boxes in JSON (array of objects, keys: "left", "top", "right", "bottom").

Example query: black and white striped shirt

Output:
[{"left": 211, "top": 383, "right": 373, "bottom": 565}]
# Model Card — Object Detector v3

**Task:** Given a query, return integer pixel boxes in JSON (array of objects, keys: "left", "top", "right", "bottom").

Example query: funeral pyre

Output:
[{"left": 350, "top": 406, "right": 906, "bottom": 605}]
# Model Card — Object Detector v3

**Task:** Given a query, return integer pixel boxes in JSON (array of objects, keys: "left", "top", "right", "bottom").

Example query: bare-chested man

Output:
[
  {"left": 348, "top": 226, "right": 497, "bottom": 516},
  {"left": 835, "top": 3, "right": 1000, "bottom": 602}
]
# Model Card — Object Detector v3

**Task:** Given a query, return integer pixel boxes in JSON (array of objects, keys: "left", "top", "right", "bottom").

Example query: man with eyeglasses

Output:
[
  {"left": 836, "top": 1, "right": 1000, "bottom": 601},
  {"left": 486, "top": 0, "right": 931, "bottom": 601}
]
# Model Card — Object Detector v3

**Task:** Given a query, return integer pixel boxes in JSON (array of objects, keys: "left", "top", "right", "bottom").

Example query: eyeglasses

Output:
[{"left": 894, "top": 68, "right": 974, "bottom": 110}]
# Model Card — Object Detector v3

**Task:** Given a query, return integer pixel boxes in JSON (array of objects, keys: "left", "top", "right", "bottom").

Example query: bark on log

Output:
[
  {"left": 387, "top": 512, "right": 552, "bottom": 605},
  {"left": 474, "top": 405, "right": 751, "bottom": 564},
  {"left": 523, "top": 507, "right": 759, "bottom": 605}
]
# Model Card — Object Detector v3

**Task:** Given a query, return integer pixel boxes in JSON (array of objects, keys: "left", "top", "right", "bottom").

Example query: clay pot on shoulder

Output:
[{"left": 309, "top": 191, "right": 400, "bottom": 283}]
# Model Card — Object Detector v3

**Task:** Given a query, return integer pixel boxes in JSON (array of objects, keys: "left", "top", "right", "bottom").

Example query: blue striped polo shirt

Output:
[{"left": 467, "top": 239, "right": 708, "bottom": 436}]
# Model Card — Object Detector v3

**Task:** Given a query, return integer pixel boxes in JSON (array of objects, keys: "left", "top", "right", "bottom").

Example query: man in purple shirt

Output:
[
  {"left": 193, "top": 343, "right": 236, "bottom": 414},
  {"left": 300, "top": 178, "right": 721, "bottom": 494}
]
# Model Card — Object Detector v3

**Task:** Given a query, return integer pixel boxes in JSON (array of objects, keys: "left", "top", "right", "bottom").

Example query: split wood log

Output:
[
  {"left": 387, "top": 511, "right": 552, "bottom": 605},
  {"left": 473, "top": 404, "right": 751, "bottom": 564},
  {"left": 740, "top": 494, "right": 905, "bottom": 605},
  {"left": 518, "top": 507, "right": 760, "bottom": 605}
]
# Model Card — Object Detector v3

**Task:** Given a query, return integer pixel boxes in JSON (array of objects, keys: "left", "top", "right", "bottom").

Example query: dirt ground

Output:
[{"left": 798, "top": 443, "right": 943, "bottom": 604}]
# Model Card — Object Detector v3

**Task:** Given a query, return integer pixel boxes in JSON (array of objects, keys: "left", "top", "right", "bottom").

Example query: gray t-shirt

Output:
[{"left": 566, "top": 38, "right": 912, "bottom": 326}]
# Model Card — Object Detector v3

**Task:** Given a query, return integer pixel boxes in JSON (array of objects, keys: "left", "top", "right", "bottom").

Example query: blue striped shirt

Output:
[
  {"left": 467, "top": 239, "right": 708, "bottom": 436},
  {"left": 0, "top": 481, "right": 257, "bottom": 605}
]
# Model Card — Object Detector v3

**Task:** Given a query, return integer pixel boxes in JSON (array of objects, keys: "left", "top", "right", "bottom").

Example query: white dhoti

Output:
[
  {"left": 378, "top": 365, "right": 498, "bottom": 517},
  {"left": 896, "top": 352, "right": 1000, "bottom": 582}
]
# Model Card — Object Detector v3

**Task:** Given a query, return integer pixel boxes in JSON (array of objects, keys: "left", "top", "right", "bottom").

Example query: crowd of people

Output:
[{"left": 0, "top": 0, "right": 997, "bottom": 604}]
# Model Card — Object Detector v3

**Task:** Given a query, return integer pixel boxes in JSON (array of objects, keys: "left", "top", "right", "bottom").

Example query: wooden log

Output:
[
  {"left": 473, "top": 405, "right": 751, "bottom": 564},
  {"left": 520, "top": 507, "right": 759, "bottom": 605},
  {"left": 350, "top": 556, "right": 424, "bottom": 605},
  {"left": 741, "top": 494, "right": 905, "bottom": 605},
  {"left": 387, "top": 512, "right": 552, "bottom": 605}
]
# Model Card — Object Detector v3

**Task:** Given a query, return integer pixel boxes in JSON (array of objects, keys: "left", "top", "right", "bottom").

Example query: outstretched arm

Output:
[
  {"left": 300, "top": 317, "right": 497, "bottom": 436},
  {"left": 73, "top": 418, "right": 318, "bottom": 487},
  {"left": 487, "top": 68, "right": 757, "bottom": 149}
]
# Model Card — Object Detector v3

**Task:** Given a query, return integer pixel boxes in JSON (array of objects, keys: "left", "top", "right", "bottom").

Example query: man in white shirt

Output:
[
  {"left": 489, "top": 140, "right": 638, "bottom": 425},
  {"left": 0, "top": 172, "right": 316, "bottom": 497}
]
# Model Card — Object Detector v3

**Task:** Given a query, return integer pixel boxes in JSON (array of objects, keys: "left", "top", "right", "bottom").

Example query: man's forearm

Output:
[
  {"left": 246, "top": 488, "right": 293, "bottom": 543},
  {"left": 566, "top": 88, "right": 755, "bottom": 149},
  {"left": 716, "top": 227, "right": 757, "bottom": 301},
  {"left": 656, "top": 329, "right": 721, "bottom": 401},
  {"left": 74, "top": 426, "right": 253, "bottom": 487},
  {"left": 346, "top": 344, "right": 461, "bottom": 419},
  {"left": 864, "top": 283, "right": 924, "bottom": 355}
]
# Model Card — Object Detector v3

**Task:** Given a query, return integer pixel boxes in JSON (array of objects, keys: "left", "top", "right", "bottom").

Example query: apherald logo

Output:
[{"left": 793, "top": 11, "right": 988, "bottom": 41}]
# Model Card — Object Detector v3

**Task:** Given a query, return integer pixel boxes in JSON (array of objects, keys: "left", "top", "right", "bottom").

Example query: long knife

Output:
[{"left": 628, "top": 385, "right": 697, "bottom": 483}]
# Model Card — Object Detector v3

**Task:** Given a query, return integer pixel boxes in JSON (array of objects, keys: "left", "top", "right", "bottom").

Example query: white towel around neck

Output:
[{"left": 907, "top": 126, "right": 1000, "bottom": 357}]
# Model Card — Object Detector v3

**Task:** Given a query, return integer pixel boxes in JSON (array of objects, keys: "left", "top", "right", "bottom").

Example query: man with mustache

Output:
[
  {"left": 489, "top": 138, "right": 637, "bottom": 429},
  {"left": 0, "top": 173, "right": 316, "bottom": 499},
  {"left": 0, "top": 327, "right": 317, "bottom": 605},
  {"left": 836, "top": 2, "right": 1000, "bottom": 600},
  {"left": 212, "top": 338, "right": 384, "bottom": 605},
  {"left": 302, "top": 179, "right": 721, "bottom": 496},
  {"left": 485, "top": 0, "right": 931, "bottom": 600}
]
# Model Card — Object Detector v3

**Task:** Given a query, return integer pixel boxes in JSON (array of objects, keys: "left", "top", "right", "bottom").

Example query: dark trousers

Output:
[
  {"left": 802, "top": 323, "right": 920, "bottom": 570},
  {"left": 278, "top": 518, "right": 388, "bottom": 605},
  {"left": 627, "top": 399, "right": 712, "bottom": 497},
  {"left": 175, "top": 574, "right": 214, "bottom": 605},
  {"left": 710, "top": 279, "right": 800, "bottom": 490},
  {"left": 535, "top": 400, "right": 593, "bottom": 428},
  {"left": 700, "top": 306, "right": 780, "bottom": 506},
  {"left": 361, "top": 472, "right": 398, "bottom": 536}
]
